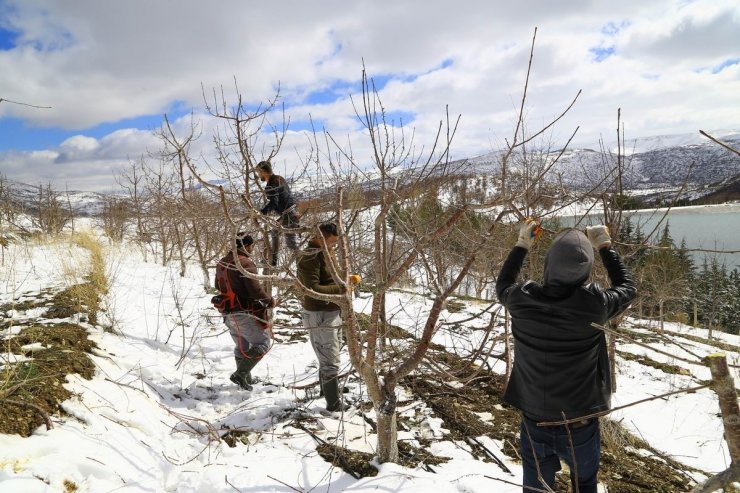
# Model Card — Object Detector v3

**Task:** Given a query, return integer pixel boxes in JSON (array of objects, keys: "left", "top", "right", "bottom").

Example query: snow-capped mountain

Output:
[
  {"left": 3, "top": 180, "right": 111, "bottom": 217},
  {"left": 460, "top": 130, "right": 740, "bottom": 193},
  {"left": 5, "top": 130, "right": 740, "bottom": 215}
]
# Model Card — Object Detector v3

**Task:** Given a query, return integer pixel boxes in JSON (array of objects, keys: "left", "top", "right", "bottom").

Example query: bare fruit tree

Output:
[
  {"left": 165, "top": 29, "right": 586, "bottom": 464},
  {"left": 99, "top": 196, "right": 129, "bottom": 243},
  {"left": 293, "top": 30, "right": 585, "bottom": 460},
  {"left": 32, "top": 183, "right": 73, "bottom": 235}
]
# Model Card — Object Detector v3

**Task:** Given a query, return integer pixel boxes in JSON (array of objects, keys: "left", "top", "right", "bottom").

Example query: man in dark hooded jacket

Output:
[
  {"left": 256, "top": 160, "right": 300, "bottom": 267},
  {"left": 496, "top": 220, "right": 636, "bottom": 493}
]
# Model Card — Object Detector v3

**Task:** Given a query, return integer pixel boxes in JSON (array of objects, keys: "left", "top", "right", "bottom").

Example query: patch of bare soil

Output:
[
  {"left": 1, "top": 322, "right": 97, "bottom": 436},
  {"left": 45, "top": 282, "right": 100, "bottom": 324},
  {"left": 312, "top": 430, "right": 449, "bottom": 478},
  {"left": 279, "top": 405, "right": 449, "bottom": 479},
  {"left": 316, "top": 443, "right": 380, "bottom": 478}
]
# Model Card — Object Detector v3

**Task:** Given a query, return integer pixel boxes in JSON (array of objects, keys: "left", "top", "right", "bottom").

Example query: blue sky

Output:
[
  {"left": 0, "top": 0, "right": 738, "bottom": 191},
  {"left": 0, "top": 26, "right": 17, "bottom": 50}
]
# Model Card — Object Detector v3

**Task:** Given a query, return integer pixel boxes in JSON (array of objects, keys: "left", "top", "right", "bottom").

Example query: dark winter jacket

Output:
[
  {"left": 296, "top": 240, "right": 343, "bottom": 312},
  {"left": 215, "top": 251, "right": 273, "bottom": 312},
  {"left": 496, "top": 230, "right": 636, "bottom": 421},
  {"left": 260, "top": 174, "right": 296, "bottom": 216}
]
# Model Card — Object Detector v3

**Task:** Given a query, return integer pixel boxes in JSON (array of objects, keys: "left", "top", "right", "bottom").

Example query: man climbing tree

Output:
[{"left": 256, "top": 160, "right": 300, "bottom": 268}]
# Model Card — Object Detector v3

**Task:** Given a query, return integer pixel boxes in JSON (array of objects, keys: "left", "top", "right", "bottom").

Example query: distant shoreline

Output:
[
  {"left": 627, "top": 202, "right": 740, "bottom": 215},
  {"left": 554, "top": 201, "right": 740, "bottom": 218}
]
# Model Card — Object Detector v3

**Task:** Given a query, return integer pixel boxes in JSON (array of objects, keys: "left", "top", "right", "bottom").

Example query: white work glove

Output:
[
  {"left": 586, "top": 225, "right": 612, "bottom": 250},
  {"left": 515, "top": 219, "right": 540, "bottom": 250}
]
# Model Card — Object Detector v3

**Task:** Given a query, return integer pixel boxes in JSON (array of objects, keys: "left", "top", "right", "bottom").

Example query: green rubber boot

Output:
[
  {"left": 230, "top": 356, "right": 260, "bottom": 391},
  {"left": 321, "top": 376, "right": 343, "bottom": 412}
]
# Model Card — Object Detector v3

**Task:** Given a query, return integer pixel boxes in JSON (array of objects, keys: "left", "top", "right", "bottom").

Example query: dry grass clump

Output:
[
  {"left": 0, "top": 231, "right": 107, "bottom": 436},
  {"left": 46, "top": 232, "right": 109, "bottom": 324}
]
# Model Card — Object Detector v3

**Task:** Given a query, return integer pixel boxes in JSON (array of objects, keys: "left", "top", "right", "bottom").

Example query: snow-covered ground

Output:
[{"left": 1, "top": 231, "right": 738, "bottom": 492}]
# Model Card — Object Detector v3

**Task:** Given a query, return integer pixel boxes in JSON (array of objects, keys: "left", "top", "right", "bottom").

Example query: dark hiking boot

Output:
[
  {"left": 230, "top": 356, "right": 260, "bottom": 391},
  {"left": 229, "top": 372, "right": 252, "bottom": 391},
  {"left": 318, "top": 374, "right": 348, "bottom": 398}
]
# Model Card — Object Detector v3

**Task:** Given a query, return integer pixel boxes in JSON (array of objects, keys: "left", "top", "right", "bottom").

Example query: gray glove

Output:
[
  {"left": 515, "top": 219, "right": 540, "bottom": 250},
  {"left": 586, "top": 225, "right": 612, "bottom": 250}
]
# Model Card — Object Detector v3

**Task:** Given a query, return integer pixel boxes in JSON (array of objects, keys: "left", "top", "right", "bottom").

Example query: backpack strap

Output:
[{"left": 215, "top": 260, "right": 244, "bottom": 313}]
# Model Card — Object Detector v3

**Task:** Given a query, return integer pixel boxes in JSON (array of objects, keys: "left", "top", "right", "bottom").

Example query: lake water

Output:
[{"left": 561, "top": 204, "right": 740, "bottom": 270}]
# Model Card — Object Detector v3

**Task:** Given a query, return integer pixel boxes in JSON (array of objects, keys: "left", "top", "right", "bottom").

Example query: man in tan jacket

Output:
[{"left": 296, "top": 223, "right": 359, "bottom": 411}]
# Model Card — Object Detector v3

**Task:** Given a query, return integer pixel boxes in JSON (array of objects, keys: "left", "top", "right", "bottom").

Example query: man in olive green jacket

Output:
[{"left": 296, "top": 222, "right": 359, "bottom": 411}]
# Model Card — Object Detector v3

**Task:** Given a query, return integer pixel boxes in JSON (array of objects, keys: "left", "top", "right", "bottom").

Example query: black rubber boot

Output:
[
  {"left": 321, "top": 376, "right": 343, "bottom": 412},
  {"left": 230, "top": 356, "right": 260, "bottom": 391}
]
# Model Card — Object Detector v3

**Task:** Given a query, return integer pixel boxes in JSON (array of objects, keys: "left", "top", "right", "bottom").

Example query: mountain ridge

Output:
[{"left": 4, "top": 130, "right": 739, "bottom": 215}]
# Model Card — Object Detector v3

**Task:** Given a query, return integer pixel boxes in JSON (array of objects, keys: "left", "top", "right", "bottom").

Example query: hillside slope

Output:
[{"left": 1, "top": 235, "right": 737, "bottom": 492}]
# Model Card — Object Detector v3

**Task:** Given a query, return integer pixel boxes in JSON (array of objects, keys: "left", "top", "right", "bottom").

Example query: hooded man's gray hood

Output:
[{"left": 543, "top": 229, "right": 594, "bottom": 287}]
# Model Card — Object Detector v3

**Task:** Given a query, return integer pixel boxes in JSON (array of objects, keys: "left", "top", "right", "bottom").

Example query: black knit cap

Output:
[
  {"left": 543, "top": 229, "right": 594, "bottom": 287},
  {"left": 235, "top": 231, "right": 254, "bottom": 249},
  {"left": 319, "top": 222, "right": 338, "bottom": 237},
  {"left": 256, "top": 160, "right": 272, "bottom": 173}
]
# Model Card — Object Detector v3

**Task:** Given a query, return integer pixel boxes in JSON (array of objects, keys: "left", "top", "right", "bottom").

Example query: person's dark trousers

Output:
[
  {"left": 269, "top": 210, "right": 300, "bottom": 267},
  {"left": 519, "top": 416, "right": 600, "bottom": 493}
]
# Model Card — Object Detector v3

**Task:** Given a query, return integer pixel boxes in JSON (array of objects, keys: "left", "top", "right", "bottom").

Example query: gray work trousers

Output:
[
  {"left": 302, "top": 309, "right": 342, "bottom": 379},
  {"left": 223, "top": 311, "right": 272, "bottom": 358}
]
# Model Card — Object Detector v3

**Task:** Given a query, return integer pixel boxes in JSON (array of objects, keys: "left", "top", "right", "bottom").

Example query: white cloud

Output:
[
  {"left": 617, "top": 1, "right": 740, "bottom": 64},
  {"left": 0, "top": 0, "right": 738, "bottom": 191}
]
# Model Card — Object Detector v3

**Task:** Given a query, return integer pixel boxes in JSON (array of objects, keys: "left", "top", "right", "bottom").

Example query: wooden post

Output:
[
  {"left": 692, "top": 353, "right": 740, "bottom": 492},
  {"left": 706, "top": 353, "right": 740, "bottom": 464}
]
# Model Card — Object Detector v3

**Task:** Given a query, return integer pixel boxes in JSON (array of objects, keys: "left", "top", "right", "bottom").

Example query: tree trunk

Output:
[
  {"left": 706, "top": 353, "right": 740, "bottom": 464},
  {"left": 379, "top": 293, "right": 387, "bottom": 354},
  {"left": 659, "top": 300, "right": 664, "bottom": 334},
  {"left": 693, "top": 354, "right": 740, "bottom": 492},
  {"left": 376, "top": 403, "right": 398, "bottom": 463},
  {"left": 172, "top": 224, "right": 187, "bottom": 277}
]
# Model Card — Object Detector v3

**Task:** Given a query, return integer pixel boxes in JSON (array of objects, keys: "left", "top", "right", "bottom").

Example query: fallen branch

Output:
[
  {"left": 483, "top": 475, "right": 552, "bottom": 492},
  {"left": 591, "top": 322, "right": 703, "bottom": 367},
  {"left": 537, "top": 383, "right": 711, "bottom": 427},
  {"left": 467, "top": 437, "right": 512, "bottom": 475},
  {"left": 267, "top": 475, "right": 305, "bottom": 493}
]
